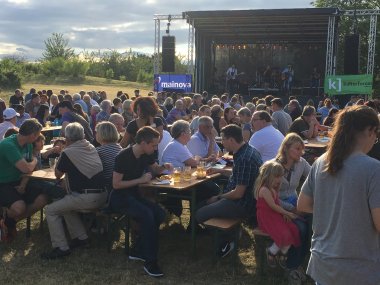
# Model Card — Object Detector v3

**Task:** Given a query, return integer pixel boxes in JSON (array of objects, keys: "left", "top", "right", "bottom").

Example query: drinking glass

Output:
[
  {"left": 183, "top": 166, "right": 192, "bottom": 182},
  {"left": 49, "top": 158, "right": 56, "bottom": 168},
  {"left": 197, "top": 161, "right": 206, "bottom": 179},
  {"left": 173, "top": 167, "right": 182, "bottom": 183}
]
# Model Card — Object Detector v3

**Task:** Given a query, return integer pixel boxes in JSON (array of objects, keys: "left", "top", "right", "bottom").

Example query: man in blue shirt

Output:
[
  {"left": 196, "top": 124, "right": 262, "bottom": 257},
  {"left": 187, "top": 116, "right": 219, "bottom": 161}
]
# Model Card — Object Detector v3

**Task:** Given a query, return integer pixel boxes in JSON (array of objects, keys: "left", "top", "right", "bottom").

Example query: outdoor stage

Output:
[{"left": 182, "top": 8, "right": 338, "bottom": 96}]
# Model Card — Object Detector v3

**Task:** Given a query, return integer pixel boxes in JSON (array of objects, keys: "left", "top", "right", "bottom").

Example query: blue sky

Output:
[{"left": 0, "top": 0, "right": 312, "bottom": 60}]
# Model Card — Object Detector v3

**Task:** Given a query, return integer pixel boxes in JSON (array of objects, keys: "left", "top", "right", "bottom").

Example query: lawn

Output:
[
  {"left": 0, "top": 205, "right": 314, "bottom": 285},
  {"left": 0, "top": 76, "right": 152, "bottom": 104}
]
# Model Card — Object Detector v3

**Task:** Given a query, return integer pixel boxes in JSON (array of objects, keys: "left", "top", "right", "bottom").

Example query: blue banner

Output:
[{"left": 154, "top": 74, "right": 192, "bottom": 93}]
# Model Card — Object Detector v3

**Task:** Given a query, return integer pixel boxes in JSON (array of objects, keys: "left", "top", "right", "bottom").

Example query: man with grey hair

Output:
[
  {"left": 41, "top": 122, "right": 106, "bottom": 259},
  {"left": 187, "top": 116, "right": 220, "bottom": 161},
  {"left": 72, "top": 93, "right": 88, "bottom": 113},
  {"left": 165, "top": 99, "right": 188, "bottom": 124},
  {"left": 96, "top": 100, "right": 112, "bottom": 123},
  {"left": 189, "top": 105, "right": 211, "bottom": 134},
  {"left": 189, "top": 93, "right": 203, "bottom": 113},
  {"left": 109, "top": 113, "right": 125, "bottom": 141},
  {"left": 271, "top": 98, "right": 292, "bottom": 135}
]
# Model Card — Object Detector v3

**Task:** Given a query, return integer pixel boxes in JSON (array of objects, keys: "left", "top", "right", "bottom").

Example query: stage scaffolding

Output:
[{"left": 154, "top": 9, "right": 379, "bottom": 93}]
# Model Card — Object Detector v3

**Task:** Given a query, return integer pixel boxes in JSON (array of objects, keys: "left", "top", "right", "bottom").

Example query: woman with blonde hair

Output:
[{"left": 298, "top": 105, "right": 380, "bottom": 285}]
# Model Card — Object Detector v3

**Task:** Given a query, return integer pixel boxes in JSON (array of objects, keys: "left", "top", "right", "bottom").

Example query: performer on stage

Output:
[
  {"left": 226, "top": 64, "right": 238, "bottom": 95},
  {"left": 281, "top": 64, "right": 294, "bottom": 95}
]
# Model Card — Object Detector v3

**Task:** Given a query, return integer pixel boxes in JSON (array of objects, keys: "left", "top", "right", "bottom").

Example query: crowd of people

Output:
[{"left": 0, "top": 88, "right": 379, "bottom": 284}]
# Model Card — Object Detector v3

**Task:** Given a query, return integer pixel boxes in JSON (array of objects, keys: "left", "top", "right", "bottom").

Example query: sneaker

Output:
[
  {"left": 40, "top": 248, "right": 71, "bottom": 260},
  {"left": 143, "top": 261, "right": 164, "bottom": 277},
  {"left": 129, "top": 250, "right": 146, "bottom": 262},
  {"left": 70, "top": 238, "right": 90, "bottom": 249},
  {"left": 220, "top": 241, "right": 235, "bottom": 258}
]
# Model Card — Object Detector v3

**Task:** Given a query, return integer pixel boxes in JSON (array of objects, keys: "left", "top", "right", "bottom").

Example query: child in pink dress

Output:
[{"left": 254, "top": 161, "right": 301, "bottom": 268}]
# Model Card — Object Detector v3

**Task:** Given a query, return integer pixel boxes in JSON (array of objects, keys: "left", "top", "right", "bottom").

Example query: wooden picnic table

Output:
[
  {"left": 27, "top": 168, "right": 58, "bottom": 181},
  {"left": 41, "top": 125, "right": 62, "bottom": 133},
  {"left": 140, "top": 169, "right": 221, "bottom": 256},
  {"left": 304, "top": 137, "right": 329, "bottom": 149}
]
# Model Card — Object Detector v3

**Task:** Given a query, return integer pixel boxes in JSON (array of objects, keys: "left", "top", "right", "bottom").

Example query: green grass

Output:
[
  {"left": 0, "top": 207, "right": 314, "bottom": 285},
  {"left": 0, "top": 76, "right": 152, "bottom": 104}
]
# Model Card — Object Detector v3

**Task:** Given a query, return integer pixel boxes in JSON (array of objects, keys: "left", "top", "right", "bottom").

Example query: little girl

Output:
[{"left": 255, "top": 161, "right": 301, "bottom": 268}]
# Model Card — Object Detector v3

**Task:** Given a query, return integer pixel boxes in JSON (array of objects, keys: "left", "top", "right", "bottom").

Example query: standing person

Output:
[
  {"left": 255, "top": 161, "right": 300, "bottom": 268},
  {"left": 298, "top": 105, "right": 380, "bottom": 285},
  {"left": 120, "top": 97, "right": 163, "bottom": 148},
  {"left": 226, "top": 64, "right": 238, "bottom": 94},
  {"left": 109, "top": 127, "right": 173, "bottom": 277},
  {"left": 196, "top": 125, "right": 262, "bottom": 256},
  {"left": 282, "top": 64, "right": 294, "bottom": 95}
]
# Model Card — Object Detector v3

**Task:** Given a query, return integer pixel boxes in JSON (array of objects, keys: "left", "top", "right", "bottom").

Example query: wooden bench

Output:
[
  {"left": 203, "top": 218, "right": 241, "bottom": 271},
  {"left": 252, "top": 228, "right": 272, "bottom": 276}
]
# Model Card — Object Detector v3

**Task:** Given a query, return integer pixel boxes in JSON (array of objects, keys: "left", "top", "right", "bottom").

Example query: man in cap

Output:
[{"left": 0, "top": 108, "right": 19, "bottom": 140}]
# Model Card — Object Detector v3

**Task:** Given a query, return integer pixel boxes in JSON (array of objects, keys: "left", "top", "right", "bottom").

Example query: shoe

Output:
[
  {"left": 220, "top": 241, "right": 235, "bottom": 258},
  {"left": 129, "top": 250, "right": 146, "bottom": 262},
  {"left": 70, "top": 238, "right": 90, "bottom": 249},
  {"left": 143, "top": 261, "right": 164, "bottom": 277},
  {"left": 40, "top": 248, "right": 71, "bottom": 260}
]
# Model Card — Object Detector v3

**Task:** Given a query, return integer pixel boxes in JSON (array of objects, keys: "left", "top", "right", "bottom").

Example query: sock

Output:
[{"left": 269, "top": 243, "right": 280, "bottom": 255}]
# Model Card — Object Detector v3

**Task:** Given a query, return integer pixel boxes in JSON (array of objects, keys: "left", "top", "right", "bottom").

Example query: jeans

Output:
[
  {"left": 286, "top": 217, "right": 309, "bottom": 269},
  {"left": 109, "top": 191, "right": 166, "bottom": 262}
]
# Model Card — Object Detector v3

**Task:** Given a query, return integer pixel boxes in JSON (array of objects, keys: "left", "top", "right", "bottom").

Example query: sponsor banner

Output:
[
  {"left": 154, "top": 74, "right": 192, "bottom": 93},
  {"left": 324, "top": 74, "right": 373, "bottom": 95}
]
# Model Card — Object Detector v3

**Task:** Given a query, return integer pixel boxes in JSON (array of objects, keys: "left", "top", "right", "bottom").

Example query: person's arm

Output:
[
  {"left": 260, "top": 187, "right": 297, "bottom": 218},
  {"left": 184, "top": 157, "right": 199, "bottom": 167},
  {"left": 60, "top": 120, "right": 69, "bottom": 137},
  {"left": 297, "top": 192, "right": 314, "bottom": 213},
  {"left": 149, "top": 162, "right": 173, "bottom": 175},
  {"left": 220, "top": 184, "right": 247, "bottom": 200},
  {"left": 41, "top": 146, "right": 61, "bottom": 160},
  {"left": 119, "top": 131, "right": 132, "bottom": 148},
  {"left": 112, "top": 171, "right": 152, "bottom": 190},
  {"left": 371, "top": 208, "right": 380, "bottom": 233},
  {"left": 15, "top": 157, "right": 38, "bottom": 174}
]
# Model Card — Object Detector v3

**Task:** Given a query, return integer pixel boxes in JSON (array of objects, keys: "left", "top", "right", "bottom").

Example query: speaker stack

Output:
[
  {"left": 162, "top": 36, "right": 175, "bottom": 73},
  {"left": 344, "top": 34, "right": 360, "bottom": 75}
]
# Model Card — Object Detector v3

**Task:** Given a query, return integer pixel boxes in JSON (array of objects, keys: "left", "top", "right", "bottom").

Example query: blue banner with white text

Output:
[{"left": 154, "top": 74, "right": 192, "bottom": 93}]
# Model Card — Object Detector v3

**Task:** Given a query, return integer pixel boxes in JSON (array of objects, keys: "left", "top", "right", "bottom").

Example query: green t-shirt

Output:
[{"left": 0, "top": 134, "right": 33, "bottom": 183}]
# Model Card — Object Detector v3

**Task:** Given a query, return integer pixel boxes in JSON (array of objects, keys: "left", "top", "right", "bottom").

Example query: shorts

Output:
[{"left": 0, "top": 180, "right": 46, "bottom": 208}]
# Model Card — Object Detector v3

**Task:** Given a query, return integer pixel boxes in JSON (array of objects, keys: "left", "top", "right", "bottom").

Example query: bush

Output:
[
  {"left": 105, "top": 68, "right": 114, "bottom": 79},
  {"left": 62, "top": 58, "right": 89, "bottom": 78},
  {"left": 0, "top": 70, "right": 21, "bottom": 89},
  {"left": 119, "top": 75, "right": 126, "bottom": 81},
  {"left": 40, "top": 57, "right": 65, "bottom": 77},
  {"left": 136, "top": 69, "right": 152, "bottom": 84}
]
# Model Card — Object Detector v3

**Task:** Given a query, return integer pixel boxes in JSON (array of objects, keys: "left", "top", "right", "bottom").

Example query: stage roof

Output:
[{"left": 182, "top": 8, "right": 339, "bottom": 44}]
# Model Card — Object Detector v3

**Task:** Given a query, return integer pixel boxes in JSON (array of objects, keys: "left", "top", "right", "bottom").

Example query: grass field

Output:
[
  {"left": 0, "top": 206, "right": 313, "bottom": 285},
  {"left": 0, "top": 76, "right": 152, "bottom": 104}
]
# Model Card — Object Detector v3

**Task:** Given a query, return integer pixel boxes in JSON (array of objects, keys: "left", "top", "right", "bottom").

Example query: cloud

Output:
[{"left": 0, "top": 0, "right": 312, "bottom": 60}]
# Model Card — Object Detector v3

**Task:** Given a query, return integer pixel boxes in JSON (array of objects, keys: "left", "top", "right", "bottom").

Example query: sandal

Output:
[
  {"left": 266, "top": 247, "right": 277, "bottom": 268},
  {"left": 277, "top": 251, "right": 288, "bottom": 269}
]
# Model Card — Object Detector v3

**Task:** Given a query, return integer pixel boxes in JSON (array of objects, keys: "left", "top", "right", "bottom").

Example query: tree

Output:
[{"left": 42, "top": 33, "right": 75, "bottom": 61}]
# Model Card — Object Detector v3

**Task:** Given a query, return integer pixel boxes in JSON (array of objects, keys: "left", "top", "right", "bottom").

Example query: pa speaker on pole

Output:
[
  {"left": 344, "top": 34, "right": 360, "bottom": 75},
  {"left": 162, "top": 36, "right": 175, "bottom": 73}
]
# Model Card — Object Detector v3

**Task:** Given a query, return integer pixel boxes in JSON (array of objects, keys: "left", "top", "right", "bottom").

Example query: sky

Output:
[{"left": 0, "top": 0, "right": 312, "bottom": 60}]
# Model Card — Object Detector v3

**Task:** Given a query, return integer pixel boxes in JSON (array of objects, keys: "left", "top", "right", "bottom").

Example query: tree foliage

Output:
[{"left": 42, "top": 33, "right": 75, "bottom": 61}]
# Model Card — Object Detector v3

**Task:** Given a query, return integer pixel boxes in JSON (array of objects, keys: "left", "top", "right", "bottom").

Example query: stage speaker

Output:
[
  {"left": 162, "top": 36, "right": 175, "bottom": 72},
  {"left": 344, "top": 34, "right": 360, "bottom": 75}
]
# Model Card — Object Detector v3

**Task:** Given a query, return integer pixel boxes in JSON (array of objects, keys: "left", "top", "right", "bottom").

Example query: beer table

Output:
[
  {"left": 304, "top": 137, "right": 329, "bottom": 149},
  {"left": 140, "top": 170, "right": 221, "bottom": 256},
  {"left": 41, "top": 125, "right": 62, "bottom": 133}
]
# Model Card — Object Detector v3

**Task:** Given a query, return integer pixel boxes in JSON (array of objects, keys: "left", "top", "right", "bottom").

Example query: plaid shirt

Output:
[{"left": 224, "top": 143, "right": 263, "bottom": 209}]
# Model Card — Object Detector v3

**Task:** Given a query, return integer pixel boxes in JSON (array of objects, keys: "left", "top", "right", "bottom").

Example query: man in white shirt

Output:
[
  {"left": 0, "top": 108, "right": 19, "bottom": 140},
  {"left": 249, "top": 110, "right": 284, "bottom": 162},
  {"left": 271, "top": 98, "right": 292, "bottom": 135},
  {"left": 187, "top": 116, "right": 220, "bottom": 161}
]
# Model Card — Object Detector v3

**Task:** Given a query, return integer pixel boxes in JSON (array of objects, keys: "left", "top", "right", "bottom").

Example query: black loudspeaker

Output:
[
  {"left": 344, "top": 34, "right": 360, "bottom": 75},
  {"left": 162, "top": 36, "right": 175, "bottom": 72}
]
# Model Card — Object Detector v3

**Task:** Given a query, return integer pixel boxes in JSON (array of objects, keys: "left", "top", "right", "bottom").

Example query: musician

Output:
[
  {"left": 226, "top": 64, "right": 238, "bottom": 95},
  {"left": 282, "top": 64, "right": 294, "bottom": 95}
]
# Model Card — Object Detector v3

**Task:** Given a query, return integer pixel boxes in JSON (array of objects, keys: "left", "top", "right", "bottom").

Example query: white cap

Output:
[{"left": 3, "top": 108, "right": 19, "bottom": 120}]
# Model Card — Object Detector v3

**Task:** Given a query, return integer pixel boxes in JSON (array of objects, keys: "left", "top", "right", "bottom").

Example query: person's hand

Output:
[
  {"left": 207, "top": 154, "right": 217, "bottom": 162},
  {"left": 163, "top": 163, "right": 173, "bottom": 172},
  {"left": 53, "top": 146, "right": 62, "bottom": 153},
  {"left": 287, "top": 212, "right": 298, "bottom": 220},
  {"left": 140, "top": 172, "right": 152, "bottom": 183},
  {"left": 207, "top": 195, "right": 219, "bottom": 204},
  {"left": 15, "top": 185, "right": 26, "bottom": 194}
]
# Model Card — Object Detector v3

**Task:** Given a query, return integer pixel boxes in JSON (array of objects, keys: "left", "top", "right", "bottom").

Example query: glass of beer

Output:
[
  {"left": 173, "top": 167, "right": 182, "bottom": 183},
  {"left": 183, "top": 166, "right": 192, "bottom": 182},
  {"left": 197, "top": 161, "right": 206, "bottom": 179}
]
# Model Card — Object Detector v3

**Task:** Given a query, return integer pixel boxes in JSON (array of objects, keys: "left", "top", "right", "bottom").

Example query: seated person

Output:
[
  {"left": 187, "top": 116, "right": 220, "bottom": 162},
  {"left": 42, "top": 138, "right": 66, "bottom": 160},
  {"left": 196, "top": 124, "right": 263, "bottom": 257},
  {"left": 165, "top": 99, "right": 188, "bottom": 124},
  {"left": 288, "top": 106, "right": 327, "bottom": 139},
  {"left": 109, "top": 126, "right": 172, "bottom": 277},
  {"left": 0, "top": 119, "right": 49, "bottom": 241},
  {"left": 41, "top": 122, "right": 107, "bottom": 259},
  {"left": 189, "top": 105, "right": 211, "bottom": 134}
]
